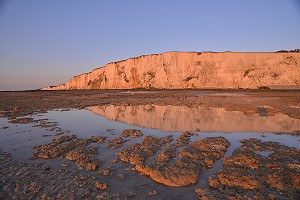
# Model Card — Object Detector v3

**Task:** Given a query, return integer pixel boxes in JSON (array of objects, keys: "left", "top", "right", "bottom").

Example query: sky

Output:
[{"left": 0, "top": 0, "right": 299, "bottom": 91}]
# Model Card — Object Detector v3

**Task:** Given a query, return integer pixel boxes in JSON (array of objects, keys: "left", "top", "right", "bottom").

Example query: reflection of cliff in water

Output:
[{"left": 87, "top": 105, "right": 300, "bottom": 133}]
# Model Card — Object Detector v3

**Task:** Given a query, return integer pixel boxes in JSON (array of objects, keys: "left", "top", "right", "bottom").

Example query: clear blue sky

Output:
[{"left": 0, "top": 0, "right": 299, "bottom": 91}]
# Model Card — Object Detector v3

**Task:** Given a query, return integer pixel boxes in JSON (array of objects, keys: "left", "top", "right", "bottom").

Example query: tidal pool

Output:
[{"left": 0, "top": 104, "right": 299, "bottom": 199}]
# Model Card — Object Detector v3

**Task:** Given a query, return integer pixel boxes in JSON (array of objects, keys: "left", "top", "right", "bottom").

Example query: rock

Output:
[
  {"left": 61, "top": 163, "right": 68, "bottom": 167},
  {"left": 209, "top": 138, "right": 300, "bottom": 199},
  {"left": 183, "top": 131, "right": 194, "bottom": 137},
  {"left": 209, "top": 168, "right": 258, "bottom": 190},
  {"left": 56, "top": 169, "right": 65, "bottom": 173},
  {"left": 42, "top": 52, "right": 300, "bottom": 90},
  {"left": 268, "top": 194, "right": 276, "bottom": 200},
  {"left": 31, "top": 140, "right": 78, "bottom": 159},
  {"left": 223, "top": 154, "right": 260, "bottom": 170},
  {"left": 118, "top": 136, "right": 230, "bottom": 186},
  {"left": 52, "top": 135, "right": 77, "bottom": 144},
  {"left": 90, "top": 136, "right": 106, "bottom": 144},
  {"left": 95, "top": 181, "right": 108, "bottom": 190},
  {"left": 75, "top": 159, "right": 98, "bottom": 171},
  {"left": 55, "top": 131, "right": 64, "bottom": 136},
  {"left": 157, "top": 147, "right": 176, "bottom": 162},
  {"left": 194, "top": 188, "right": 210, "bottom": 200},
  {"left": 175, "top": 134, "right": 191, "bottom": 147},
  {"left": 121, "top": 129, "right": 143, "bottom": 138},
  {"left": 65, "top": 146, "right": 97, "bottom": 161},
  {"left": 31, "top": 135, "right": 101, "bottom": 171},
  {"left": 107, "top": 137, "right": 128, "bottom": 149},
  {"left": 99, "top": 167, "right": 114, "bottom": 176},
  {"left": 137, "top": 163, "right": 200, "bottom": 187},
  {"left": 9, "top": 117, "right": 33, "bottom": 124},
  {"left": 148, "top": 190, "right": 157, "bottom": 196},
  {"left": 118, "top": 136, "right": 165, "bottom": 165}
]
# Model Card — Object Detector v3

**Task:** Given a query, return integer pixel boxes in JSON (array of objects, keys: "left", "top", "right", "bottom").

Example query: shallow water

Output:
[
  {"left": 86, "top": 104, "right": 300, "bottom": 133},
  {"left": 0, "top": 104, "right": 299, "bottom": 199}
]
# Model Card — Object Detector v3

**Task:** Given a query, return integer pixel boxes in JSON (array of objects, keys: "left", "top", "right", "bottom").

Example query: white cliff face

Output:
[{"left": 43, "top": 52, "right": 300, "bottom": 90}]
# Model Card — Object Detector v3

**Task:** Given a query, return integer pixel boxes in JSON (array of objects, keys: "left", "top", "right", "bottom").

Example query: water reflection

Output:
[{"left": 87, "top": 104, "right": 300, "bottom": 133}]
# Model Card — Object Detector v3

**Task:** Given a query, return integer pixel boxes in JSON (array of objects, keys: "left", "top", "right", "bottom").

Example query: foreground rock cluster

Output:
[
  {"left": 208, "top": 138, "right": 300, "bottom": 199},
  {"left": 0, "top": 150, "right": 139, "bottom": 200},
  {"left": 118, "top": 133, "right": 231, "bottom": 186},
  {"left": 2, "top": 124, "right": 299, "bottom": 199},
  {"left": 31, "top": 135, "right": 106, "bottom": 170}
]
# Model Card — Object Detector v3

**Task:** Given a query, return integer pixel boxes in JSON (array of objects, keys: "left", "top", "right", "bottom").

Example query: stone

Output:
[
  {"left": 148, "top": 190, "right": 157, "bottom": 196},
  {"left": 9, "top": 117, "right": 33, "bottom": 124},
  {"left": 194, "top": 188, "right": 210, "bottom": 200},
  {"left": 107, "top": 137, "right": 128, "bottom": 149},
  {"left": 75, "top": 159, "right": 98, "bottom": 171},
  {"left": 95, "top": 181, "right": 108, "bottom": 190},
  {"left": 99, "top": 167, "right": 114, "bottom": 176},
  {"left": 121, "top": 129, "right": 143, "bottom": 138},
  {"left": 65, "top": 146, "right": 97, "bottom": 161},
  {"left": 90, "top": 136, "right": 106, "bottom": 143},
  {"left": 61, "top": 163, "right": 68, "bottom": 167}
]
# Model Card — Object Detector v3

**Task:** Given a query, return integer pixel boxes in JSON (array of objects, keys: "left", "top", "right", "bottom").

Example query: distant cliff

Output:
[{"left": 43, "top": 52, "right": 300, "bottom": 90}]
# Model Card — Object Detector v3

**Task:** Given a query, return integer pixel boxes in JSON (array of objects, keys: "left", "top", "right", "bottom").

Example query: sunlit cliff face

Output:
[
  {"left": 87, "top": 104, "right": 300, "bottom": 133},
  {"left": 43, "top": 52, "right": 300, "bottom": 90}
]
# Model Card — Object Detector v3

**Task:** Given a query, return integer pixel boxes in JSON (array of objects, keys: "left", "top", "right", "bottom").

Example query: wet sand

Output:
[
  {"left": 0, "top": 89, "right": 300, "bottom": 120},
  {"left": 0, "top": 89, "right": 300, "bottom": 199}
]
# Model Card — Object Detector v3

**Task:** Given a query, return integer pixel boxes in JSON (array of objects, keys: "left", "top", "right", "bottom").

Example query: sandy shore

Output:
[
  {"left": 0, "top": 89, "right": 299, "bottom": 199},
  {"left": 0, "top": 89, "right": 300, "bottom": 120}
]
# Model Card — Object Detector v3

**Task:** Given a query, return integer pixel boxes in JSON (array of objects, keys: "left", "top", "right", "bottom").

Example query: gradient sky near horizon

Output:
[{"left": 0, "top": 0, "right": 300, "bottom": 91}]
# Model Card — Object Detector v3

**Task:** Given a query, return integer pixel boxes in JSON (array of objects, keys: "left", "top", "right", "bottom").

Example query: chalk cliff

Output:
[{"left": 43, "top": 52, "right": 300, "bottom": 90}]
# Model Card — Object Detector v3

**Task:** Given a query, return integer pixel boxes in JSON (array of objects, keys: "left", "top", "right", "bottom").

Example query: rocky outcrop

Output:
[
  {"left": 31, "top": 135, "right": 106, "bottom": 171},
  {"left": 118, "top": 135, "right": 230, "bottom": 186},
  {"left": 209, "top": 138, "right": 300, "bottom": 199},
  {"left": 43, "top": 52, "right": 300, "bottom": 90}
]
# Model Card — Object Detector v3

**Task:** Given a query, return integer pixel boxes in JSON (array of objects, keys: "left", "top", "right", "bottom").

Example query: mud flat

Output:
[{"left": 0, "top": 89, "right": 300, "bottom": 199}]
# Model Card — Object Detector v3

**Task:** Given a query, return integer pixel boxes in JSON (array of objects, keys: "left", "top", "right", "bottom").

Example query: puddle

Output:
[
  {"left": 87, "top": 104, "right": 300, "bottom": 133},
  {"left": 0, "top": 104, "right": 299, "bottom": 199}
]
